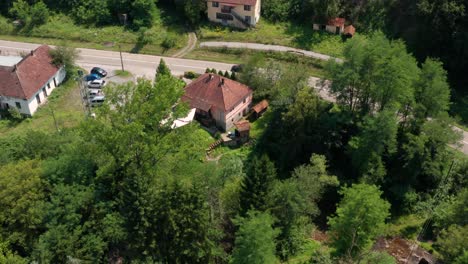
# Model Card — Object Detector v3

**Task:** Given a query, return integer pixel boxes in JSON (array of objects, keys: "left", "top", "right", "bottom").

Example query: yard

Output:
[
  {"left": 0, "top": 77, "right": 83, "bottom": 137},
  {"left": 197, "top": 20, "right": 348, "bottom": 58}
]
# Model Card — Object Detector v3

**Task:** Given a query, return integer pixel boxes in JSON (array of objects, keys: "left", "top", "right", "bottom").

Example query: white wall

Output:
[
  {"left": 1, "top": 66, "right": 66, "bottom": 116},
  {"left": 223, "top": 93, "right": 252, "bottom": 130},
  {"left": 207, "top": 0, "right": 261, "bottom": 27}
]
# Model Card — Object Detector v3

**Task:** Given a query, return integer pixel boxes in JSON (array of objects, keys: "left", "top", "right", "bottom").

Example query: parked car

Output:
[
  {"left": 230, "top": 64, "right": 244, "bottom": 72},
  {"left": 91, "top": 67, "right": 108, "bottom": 77},
  {"left": 89, "top": 95, "right": 105, "bottom": 107},
  {"left": 84, "top": 74, "right": 101, "bottom": 82},
  {"left": 87, "top": 79, "right": 106, "bottom": 89},
  {"left": 88, "top": 88, "right": 104, "bottom": 99}
]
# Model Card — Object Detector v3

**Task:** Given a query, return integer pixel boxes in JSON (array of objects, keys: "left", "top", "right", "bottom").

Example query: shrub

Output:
[
  {"left": 161, "top": 35, "right": 176, "bottom": 50},
  {"left": 184, "top": 71, "right": 198, "bottom": 79},
  {"left": 0, "top": 16, "right": 14, "bottom": 35}
]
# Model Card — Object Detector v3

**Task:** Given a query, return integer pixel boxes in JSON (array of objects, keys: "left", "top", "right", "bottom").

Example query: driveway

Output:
[{"left": 200, "top": 41, "right": 343, "bottom": 62}]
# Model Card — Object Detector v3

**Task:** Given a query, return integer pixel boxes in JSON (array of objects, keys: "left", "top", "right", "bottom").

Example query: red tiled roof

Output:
[
  {"left": 235, "top": 120, "right": 251, "bottom": 132},
  {"left": 209, "top": 0, "right": 257, "bottom": 6},
  {"left": 328, "top": 17, "right": 346, "bottom": 27},
  {"left": 344, "top": 25, "right": 356, "bottom": 36},
  {"left": 182, "top": 73, "right": 252, "bottom": 112},
  {"left": 252, "top": 99, "right": 268, "bottom": 113},
  {"left": 0, "top": 45, "right": 60, "bottom": 99}
]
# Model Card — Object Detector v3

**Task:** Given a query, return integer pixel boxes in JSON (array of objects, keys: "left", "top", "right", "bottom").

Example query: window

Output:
[
  {"left": 212, "top": 1, "right": 219, "bottom": 7},
  {"left": 36, "top": 94, "right": 41, "bottom": 104},
  {"left": 244, "top": 5, "right": 251, "bottom": 11},
  {"left": 42, "top": 87, "right": 47, "bottom": 97},
  {"left": 245, "top": 16, "right": 251, "bottom": 24},
  {"left": 15, "top": 102, "right": 21, "bottom": 109},
  {"left": 47, "top": 83, "right": 51, "bottom": 89}
]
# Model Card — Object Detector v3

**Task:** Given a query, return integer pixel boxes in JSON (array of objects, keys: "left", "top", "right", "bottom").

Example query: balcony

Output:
[{"left": 221, "top": 6, "right": 233, "bottom": 13}]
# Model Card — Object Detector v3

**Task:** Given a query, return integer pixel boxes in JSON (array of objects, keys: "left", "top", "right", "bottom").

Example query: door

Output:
[
  {"left": 42, "top": 87, "right": 47, "bottom": 97},
  {"left": 53, "top": 78, "right": 57, "bottom": 87},
  {"left": 36, "top": 94, "right": 41, "bottom": 104},
  {"left": 336, "top": 26, "right": 340, "bottom": 34}
]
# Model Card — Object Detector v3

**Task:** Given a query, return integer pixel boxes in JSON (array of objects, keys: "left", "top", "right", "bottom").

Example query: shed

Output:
[
  {"left": 234, "top": 120, "right": 251, "bottom": 142},
  {"left": 344, "top": 25, "right": 356, "bottom": 37},
  {"left": 252, "top": 99, "right": 268, "bottom": 118}
]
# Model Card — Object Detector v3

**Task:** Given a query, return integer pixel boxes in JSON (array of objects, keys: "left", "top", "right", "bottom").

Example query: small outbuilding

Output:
[
  {"left": 313, "top": 17, "right": 346, "bottom": 34},
  {"left": 252, "top": 99, "right": 268, "bottom": 119},
  {"left": 234, "top": 120, "right": 251, "bottom": 143},
  {"left": 344, "top": 25, "right": 356, "bottom": 38}
]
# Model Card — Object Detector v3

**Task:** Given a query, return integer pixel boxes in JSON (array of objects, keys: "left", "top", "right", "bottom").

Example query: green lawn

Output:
[
  {"left": 0, "top": 6, "right": 188, "bottom": 56},
  {"left": 0, "top": 77, "right": 83, "bottom": 137},
  {"left": 198, "top": 20, "right": 348, "bottom": 58},
  {"left": 185, "top": 47, "right": 327, "bottom": 78}
]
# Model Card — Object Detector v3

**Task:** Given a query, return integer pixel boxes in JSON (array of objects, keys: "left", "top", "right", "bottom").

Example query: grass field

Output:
[
  {"left": 0, "top": 6, "right": 188, "bottom": 56},
  {"left": 198, "top": 20, "right": 348, "bottom": 58},
  {"left": 0, "top": 77, "right": 84, "bottom": 137},
  {"left": 185, "top": 47, "right": 327, "bottom": 78}
]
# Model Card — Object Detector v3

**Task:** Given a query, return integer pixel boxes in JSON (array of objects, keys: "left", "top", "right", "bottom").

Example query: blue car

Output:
[{"left": 84, "top": 74, "right": 101, "bottom": 81}]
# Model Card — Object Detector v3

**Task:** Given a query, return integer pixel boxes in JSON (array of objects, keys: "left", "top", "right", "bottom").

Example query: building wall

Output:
[
  {"left": 313, "top": 23, "right": 344, "bottom": 34},
  {"left": 223, "top": 93, "right": 252, "bottom": 131},
  {"left": 0, "top": 67, "right": 66, "bottom": 116},
  {"left": 207, "top": 0, "right": 260, "bottom": 27}
]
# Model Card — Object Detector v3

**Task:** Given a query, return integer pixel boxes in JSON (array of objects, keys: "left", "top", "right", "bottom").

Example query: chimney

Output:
[
  {"left": 209, "top": 74, "right": 213, "bottom": 81},
  {"left": 30, "top": 50, "right": 33, "bottom": 56},
  {"left": 221, "top": 78, "right": 225, "bottom": 85}
]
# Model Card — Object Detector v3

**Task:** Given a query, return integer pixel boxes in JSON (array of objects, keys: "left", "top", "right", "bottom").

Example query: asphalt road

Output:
[{"left": 0, "top": 39, "right": 234, "bottom": 78}]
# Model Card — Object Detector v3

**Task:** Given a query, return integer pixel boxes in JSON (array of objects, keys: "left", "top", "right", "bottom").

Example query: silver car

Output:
[{"left": 87, "top": 79, "right": 106, "bottom": 89}]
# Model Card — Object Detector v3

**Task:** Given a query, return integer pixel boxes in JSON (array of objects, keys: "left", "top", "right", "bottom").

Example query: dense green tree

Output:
[
  {"left": 49, "top": 44, "right": 79, "bottom": 75},
  {"left": 130, "top": 0, "right": 157, "bottom": 28},
  {"left": 239, "top": 154, "right": 277, "bottom": 214},
  {"left": 183, "top": 0, "right": 205, "bottom": 25},
  {"left": 231, "top": 211, "right": 279, "bottom": 264},
  {"left": 156, "top": 58, "right": 171, "bottom": 79},
  {"left": 414, "top": 58, "right": 451, "bottom": 119},
  {"left": 435, "top": 224, "right": 468, "bottom": 263},
  {"left": 0, "top": 240, "right": 27, "bottom": 264},
  {"left": 71, "top": 0, "right": 110, "bottom": 25},
  {"left": 328, "top": 184, "right": 390, "bottom": 259},
  {"left": 29, "top": 1, "right": 49, "bottom": 26},
  {"left": 154, "top": 182, "right": 215, "bottom": 263},
  {"left": 348, "top": 109, "right": 398, "bottom": 183},
  {"left": 326, "top": 32, "right": 419, "bottom": 116},
  {"left": 0, "top": 160, "right": 45, "bottom": 255}
]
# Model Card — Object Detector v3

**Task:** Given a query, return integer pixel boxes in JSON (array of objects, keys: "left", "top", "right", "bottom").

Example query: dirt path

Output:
[{"left": 172, "top": 32, "right": 197, "bottom": 58}]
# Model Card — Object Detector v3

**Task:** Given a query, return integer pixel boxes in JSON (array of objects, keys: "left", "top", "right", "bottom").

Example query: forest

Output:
[{"left": 0, "top": 0, "right": 467, "bottom": 263}]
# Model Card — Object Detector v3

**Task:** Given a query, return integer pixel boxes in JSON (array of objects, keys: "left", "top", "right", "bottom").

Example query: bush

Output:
[
  {"left": 161, "top": 35, "right": 176, "bottom": 50},
  {"left": 0, "top": 16, "right": 14, "bottom": 35},
  {"left": 184, "top": 71, "right": 198, "bottom": 79}
]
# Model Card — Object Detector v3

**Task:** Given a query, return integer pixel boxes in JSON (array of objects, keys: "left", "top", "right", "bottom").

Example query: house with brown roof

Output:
[
  {"left": 313, "top": 17, "right": 347, "bottom": 34},
  {"left": 207, "top": 0, "right": 261, "bottom": 29},
  {"left": 182, "top": 73, "right": 253, "bottom": 131},
  {"left": 0, "top": 45, "right": 66, "bottom": 116}
]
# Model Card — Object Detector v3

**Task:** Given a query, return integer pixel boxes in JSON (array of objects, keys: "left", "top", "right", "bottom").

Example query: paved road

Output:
[
  {"left": 0, "top": 39, "right": 233, "bottom": 78},
  {"left": 200, "top": 41, "right": 343, "bottom": 62}
]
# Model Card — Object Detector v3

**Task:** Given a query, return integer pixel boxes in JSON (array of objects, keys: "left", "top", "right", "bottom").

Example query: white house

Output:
[
  {"left": 207, "top": 0, "right": 261, "bottom": 29},
  {"left": 0, "top": 45, "right": 66, "bottom": 116}
]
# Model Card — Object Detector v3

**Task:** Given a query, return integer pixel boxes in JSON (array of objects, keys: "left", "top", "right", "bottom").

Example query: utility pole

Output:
[{"left": 119, "top": 45, "right": 125, "bottom": 72}]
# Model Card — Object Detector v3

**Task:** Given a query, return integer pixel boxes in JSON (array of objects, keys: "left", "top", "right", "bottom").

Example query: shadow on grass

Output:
[{"left": 450, "top": 91, "right": 468, "bottom": 129}]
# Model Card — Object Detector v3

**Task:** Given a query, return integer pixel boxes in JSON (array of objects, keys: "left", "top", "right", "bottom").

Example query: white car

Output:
[
  {"left": 87, "top": 79, "right": 106, "bottom": 89},
  {"left": 89, "top": 95, "right": 105, "bottom": 107},
  {"left": 88, "top": 88, "right": 104, "bottom": 99}
]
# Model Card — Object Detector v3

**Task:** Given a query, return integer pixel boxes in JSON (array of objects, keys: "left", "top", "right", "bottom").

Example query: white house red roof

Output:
[
  {"left": 182, "top": 73, "right": 252, "bottom": 112},
  {"left": 0, "top": 45, "right": 60, "bottom": 100},
  {"left": 209, "top": 0, "right": 257, "bottom": 6}
]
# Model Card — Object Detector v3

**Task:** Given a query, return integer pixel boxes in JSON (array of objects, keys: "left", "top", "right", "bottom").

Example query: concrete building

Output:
[
  {"left": 313, "top": 17, "right": 346, "bottom": 34},
  {"left": 207, "top": 0, "right": 261, "bottom": 29},
  {"left": 0, "top": 45, "right": 66, "bottom": 116},
  {"left": 182, "top": 73, "right": 253, "bottom": 131}
]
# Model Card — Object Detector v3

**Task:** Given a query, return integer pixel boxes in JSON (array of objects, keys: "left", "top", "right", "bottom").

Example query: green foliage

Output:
[
  {"left": 156, "top": 58, "right": 171, "bottom": 79},
  {"left": 71, "top": 0, "right": 110, "bottom": 25},
  {"left": 348, "top": 109, "right": 398, "bottom": 183},
  {"left": 184, "top": 71, "right": 198, "bottom": 79},
  {"left": 161, "top": 35, "right": 176, "bottom": 50},
  {"left": 328, "top": 184, "right": 390, "bottom": 259},
  {"left": 183, "top": 0, "right": 204, "bottom": 25},
  {"left": 435, "top": 225, "right": 468, "bottom": 263},
  {"left": 0, "top": 240, "right": 27, "bottom": 264},
  {"left": 29, "top": 1, "right": 49, "bottom": 27},
  {"left": 49, "top": 44, "right": 79, "bottom": 74},
  {"left": 239, "top": 154, "right": 277, "bottom": 214},
  {"left": 231, "top": 211, "right": 279, "bottom": 264},
  {"left": 130, "top": 0, "right": 157, "bottom": 29},
  {"left": 0, "top": 160, "right": 45, "bottom": 254},
  {"left": 414, "top": 58, "right": 451, "bottom": 119},
  {"left": 360, "top": 251, "right": 396, "bottom": 264}
]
